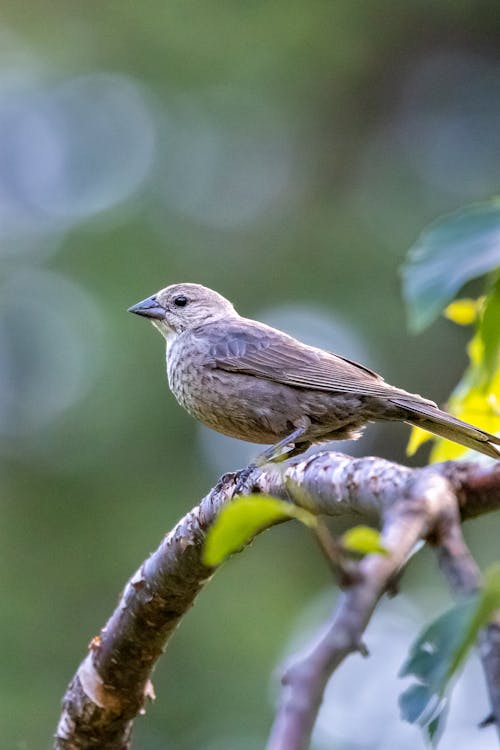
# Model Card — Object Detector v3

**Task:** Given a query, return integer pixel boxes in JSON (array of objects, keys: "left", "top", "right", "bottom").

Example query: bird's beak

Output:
[{"left": 128, "top": 295, "right": 166, "bottom": 320}]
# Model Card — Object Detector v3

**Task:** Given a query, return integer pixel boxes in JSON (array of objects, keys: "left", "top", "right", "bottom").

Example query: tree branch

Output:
[
  {"left": 54, "top": 453, "right": 500, "bottom": 750},
  {"left": 432, "top": 480, "right": 500, "bottom": 741},
  {"left": 266, "top": 469, "right": 457, "bottom": 750}
]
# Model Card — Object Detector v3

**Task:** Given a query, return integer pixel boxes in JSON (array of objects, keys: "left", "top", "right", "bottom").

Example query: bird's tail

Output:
[{"left": 389, "top": 396, "right": 500, "bottom": 459}]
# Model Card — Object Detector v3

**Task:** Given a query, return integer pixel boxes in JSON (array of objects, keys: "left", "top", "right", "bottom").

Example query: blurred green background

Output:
[{"left": 1, "top": 2, "right": 500, "bottom": 749}]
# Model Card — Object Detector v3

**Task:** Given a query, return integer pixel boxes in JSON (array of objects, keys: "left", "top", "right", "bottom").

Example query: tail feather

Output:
[{"left": 389, "top": 396, "right": 500, "bottom": 459}]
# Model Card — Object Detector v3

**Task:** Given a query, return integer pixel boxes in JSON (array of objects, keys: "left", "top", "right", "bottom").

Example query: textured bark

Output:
[{"left": 54, "top": 453, "right": 500, "bottom": 750}]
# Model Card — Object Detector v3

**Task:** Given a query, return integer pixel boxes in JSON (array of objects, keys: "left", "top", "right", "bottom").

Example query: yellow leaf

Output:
[
  {"left": 467, "top": 332, "right": 484, "bottom": 368},
  {"left": 406, "top": 425, "right": 434, "bottom": 456},
  {"left": 428, "top": 387, "right": 500, "bottom": 463},
  {"left": 429, "top": 438, "right": 468, "bottom": 463},
  {"left": 444, "top": 298, "right": 481, "bottom": 326}
]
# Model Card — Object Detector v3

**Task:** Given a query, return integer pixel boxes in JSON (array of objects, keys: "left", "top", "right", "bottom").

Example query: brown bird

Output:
[{"left": 128, "top": 283, "right": 500, "bottom": 462}]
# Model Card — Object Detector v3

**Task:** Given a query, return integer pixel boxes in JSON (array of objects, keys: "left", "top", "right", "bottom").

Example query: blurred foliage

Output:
[
  {"left": 203, "top": 495, "right": 386, "bottom": 569},
  {"left": 1, "top": 2, "right": 500, "bottom": 749},
  {"left": 402, "top": 201, "right": 500, "bottom": 333},
  {"left": 203, "top": 495, "right": 316, "bottom": 567},
  {"left": 404, "top": 201, "right": 500, "bottom": 461},
  {"left": 341, "top": 525, "right": 388, "bottom": 556},
  {"left": 399, "top": 564, "right": 500, "bottom": 746}
]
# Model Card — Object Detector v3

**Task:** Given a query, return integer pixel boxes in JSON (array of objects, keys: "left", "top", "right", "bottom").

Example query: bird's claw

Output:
[
  {"left": 213, "top": 471, "right": 240, "bottom": 494},
  {"left": 233, "top": 464, "right": 258, "bottom": 496}
]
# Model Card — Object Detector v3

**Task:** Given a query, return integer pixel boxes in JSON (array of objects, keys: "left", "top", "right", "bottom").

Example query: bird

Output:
[{"left": 128, "top": 282, "right": 500, "bottom": 463}]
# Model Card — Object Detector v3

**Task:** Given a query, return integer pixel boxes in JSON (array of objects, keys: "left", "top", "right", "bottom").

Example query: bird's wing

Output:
[{"left": 205, "top": 321, "right": 401, "bottom": 398}]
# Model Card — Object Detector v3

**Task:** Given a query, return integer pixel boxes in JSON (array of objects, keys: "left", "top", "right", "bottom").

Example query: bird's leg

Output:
[
  {"left": 254, "top": 427, "right": 310, "bottom": 466},
  {"left": 233, "top": 424, "right": 309, "bottom": 496},
  {"left": 278, "top": 440, "right": 312, "bottom": 459}
]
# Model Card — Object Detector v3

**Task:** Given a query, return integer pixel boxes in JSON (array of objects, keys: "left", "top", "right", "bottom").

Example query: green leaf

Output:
[
  {"left": 402, "top": 200, "right": 500, "bottom": 332},
  {"left": 400, "top": 599, "right": 477, "bottom": 686},
  {"left": 202, "top": 495, "right": 317, "bottom": 567},
  {"left": 427, "top": 713, "right": 446, "bottom": 747},
  {"left": 464, "top": 563, "right": 500, "bottom": 655},
  {"left": 399, "top": 686, "right": 448, "bottom": 748},
  {"left": 399, "top": 684, "right": 438, "bottom": 724},
  {"left": 444, "top": 565, "right": 500, "bottom": 679},
  {"left": 399, "top": 563, "right": 500, "bottom": 745},
  {"left": 341, "top": 525, "right": 388, "bottom": 556}
]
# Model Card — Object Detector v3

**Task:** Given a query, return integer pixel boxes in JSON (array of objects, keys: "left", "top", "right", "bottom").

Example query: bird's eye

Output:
[{"left": 173, "top": 295, "right": 188, "bottom": 308}]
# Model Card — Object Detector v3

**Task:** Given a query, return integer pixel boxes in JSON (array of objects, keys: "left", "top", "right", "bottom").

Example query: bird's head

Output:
[{"left": 128, "top": 283, "right": 237, "bottom": 338}]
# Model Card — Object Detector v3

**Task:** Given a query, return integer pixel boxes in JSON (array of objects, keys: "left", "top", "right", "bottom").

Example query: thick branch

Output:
[
  {"left": 55, "top": 472, "right": 238, "bottom": 749},
  {"left": 439, "top": 460, "right": 500, "bottom": 521},
  {"left": 55, "top": 453, "right": 500, "bottom": 750}
]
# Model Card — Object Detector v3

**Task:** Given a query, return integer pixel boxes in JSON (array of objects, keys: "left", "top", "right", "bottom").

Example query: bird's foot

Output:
[
  {"left": 233, "top": 464, "right": 259, "bottom": 496},
  {"left": 213, "top": 471, "right": 240, "bottom": 495}
]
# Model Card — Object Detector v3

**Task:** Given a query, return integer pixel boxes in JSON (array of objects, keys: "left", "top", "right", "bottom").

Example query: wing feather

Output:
[{"left": 203, "top": 320, "right": 400, "bottom": 399}]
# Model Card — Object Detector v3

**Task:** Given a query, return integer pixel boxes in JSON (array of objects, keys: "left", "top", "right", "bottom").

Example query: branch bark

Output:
[{"left": 54, "top": 453, "right": 500, "bottom": 750}]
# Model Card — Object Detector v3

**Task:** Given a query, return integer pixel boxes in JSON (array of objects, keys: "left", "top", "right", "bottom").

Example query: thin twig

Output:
[
  {"left": 432, "top": 481, "right": 500, "bottom": 740},
  {"left": 266, "top": 472, "right": 450, "bottom": 750}
]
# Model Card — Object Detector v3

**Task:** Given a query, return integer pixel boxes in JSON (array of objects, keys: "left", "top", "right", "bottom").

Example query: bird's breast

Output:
[
  {"left": 166, "top": 339, "right": 205, "bottom": 417},
  {"left": 165, "top": 335, "right": 286, "bottom": 442}
]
